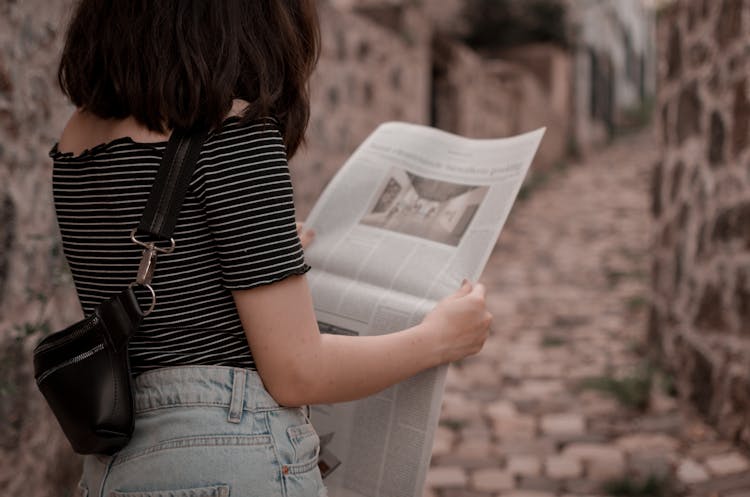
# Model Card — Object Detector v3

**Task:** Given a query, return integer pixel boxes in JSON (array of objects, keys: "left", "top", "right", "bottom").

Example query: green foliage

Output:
[
  {"left": 541, "top": 334, "right": 567, "bottom": 347},
  {"left": 439, "top": 419, "right": 466, "bottom": 431},
  {"left": 603, "top": 474, "right": 674, "bottom": 497},
  {"left": 13, "top": 285, "right": 54, "bottom": 341},
  {"left": 0, "top": 347, "right": 20, "bottom": 398},
  {"left": 517, "top": 169, "right": 550, "bottom": 201},
  {"left": 580, "top": 368, "right": 653, "bottom": 411},
  {"left": 614, "top": 95, "right": 657, "bottom": 138},
  {"left": 517, "top": 158, "right": 570, "bottom": 201},
  {"left": 604, "top": 268, "right": 647, "bottom": 288},
  {"left": 625, "top": 295, "right": 648, "bottom": 313},
  {"left": 462, "top": 0, "right": 569, "bottom": 51}
]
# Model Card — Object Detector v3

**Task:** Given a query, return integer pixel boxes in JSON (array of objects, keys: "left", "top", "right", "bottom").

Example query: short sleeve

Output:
[{"left": 191, "top": 117, "right": 310, "bottom": 290}]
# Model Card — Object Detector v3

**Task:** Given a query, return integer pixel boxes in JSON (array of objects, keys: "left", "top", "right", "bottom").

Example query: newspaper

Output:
[{"left": 303, "top": 122, "right": 545, "bottom": 497}]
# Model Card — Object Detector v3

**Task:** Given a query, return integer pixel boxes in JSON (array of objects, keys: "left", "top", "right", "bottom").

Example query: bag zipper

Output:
[
  {"left": 36, "top": 343, "right": 106, "bottom": 384},
  {"left": 33, "top": 315, "right": 100, "bottom": 356}
]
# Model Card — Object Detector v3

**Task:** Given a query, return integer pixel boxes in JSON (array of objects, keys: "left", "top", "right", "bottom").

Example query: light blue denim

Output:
[{"left": 77, "top": 365, "right": 327, "bottom": 497}]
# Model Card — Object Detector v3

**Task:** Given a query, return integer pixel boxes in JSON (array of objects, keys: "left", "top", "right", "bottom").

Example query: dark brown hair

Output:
[{"left": 58, "top": 0, "right": 320, "bottom": 158}]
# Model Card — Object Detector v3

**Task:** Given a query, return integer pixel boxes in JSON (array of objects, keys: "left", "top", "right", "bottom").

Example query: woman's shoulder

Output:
[
  {"left": 53, "top": 101, "right": 281, "bottom": 160},
  {"left": 57, "top": 109, "right": 169, "bottom": 157}
]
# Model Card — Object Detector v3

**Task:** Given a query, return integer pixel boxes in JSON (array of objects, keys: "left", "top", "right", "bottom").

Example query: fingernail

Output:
[{"left": 461, "top": 278, "right": 470, "bottom": 286}]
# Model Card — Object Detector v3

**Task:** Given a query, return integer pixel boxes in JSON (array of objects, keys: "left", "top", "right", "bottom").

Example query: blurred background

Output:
[{"left": 1, "top": 0, "right": 748, "bottom": 496}]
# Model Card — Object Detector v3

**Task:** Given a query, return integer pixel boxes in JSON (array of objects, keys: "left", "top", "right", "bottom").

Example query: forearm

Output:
[
  {"left": 234, "top": 274, "right": 487, "bottom": 407},
  {"left": 289, "top": 323, "right": 443, "bottom": 405}
]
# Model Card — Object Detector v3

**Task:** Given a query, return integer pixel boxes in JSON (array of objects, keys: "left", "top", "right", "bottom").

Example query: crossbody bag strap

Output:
[
  {"left": 128, "top": 129, "right": 209, "bottom": 315},
  {"left": 138, "top": 129, "right": 209, "bottom": 239}
]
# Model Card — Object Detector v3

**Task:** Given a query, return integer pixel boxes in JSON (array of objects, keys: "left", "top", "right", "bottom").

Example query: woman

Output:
[{"left": 53, "top": 1, "right": 492, "bottom": 496}]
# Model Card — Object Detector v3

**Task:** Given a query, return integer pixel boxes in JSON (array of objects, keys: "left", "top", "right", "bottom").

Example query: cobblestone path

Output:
[{"left": 424, "top": 129, "right": 750, "bottom": 497}]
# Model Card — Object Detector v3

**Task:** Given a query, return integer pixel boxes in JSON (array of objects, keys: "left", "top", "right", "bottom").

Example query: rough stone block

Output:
[
  {"left": 562, "top": 443, "right": 625, "bottom": 481},
  {"left": 614, "top": 433, "right": 679, "bottom": 454},
  {"left": 705, "top": 452, "right": 750, "bottom": 476},
  {"left": 471, "top": 468, "right": 514, "bottom": 492},
  {"left": 709, "top": 111, "right": 726, "bottom": 165},
  {"left": 507, "top": 455, "right": 542, "bottom": 477},
  {"left": 498, "top": 491, "right": 556, "bottom": 497},
  {"left": 677, "top": 83, "right": 702, "bottom": 144},
  {"left": 564, "top": 478, "right": 602, "bottom": 495},
  {"left": 441, "top": 490, "right": 495, "bottom": 497},
  {"left": 432, "top": 425, "right": 455, "bottom": 456},
  {"left": 677, "top": 458, "right": 710, "bottom": 484},
  {"left": 629, "top": 453, "right": 672, "bottom": 480},
  {"left": 492, "top": 414, "right": 538, "bottom": 441},
  {"left": 485, "top": 400, "right": 518, "bottom": 421},
  {"left": 545, "top": 455, "right": 582, "bottom": 479},
  {"left": 425, "top": 466, "right": 468, "bottom": 488},
  {"left": 667, "top": 24, "right": 681, "bottom": 79},
  {"left": 518, "top": 475, "right": 562, "bottom": 493},
  {"left": 456, "top": 436, "right": 493, "bottom": 460},
  {"left": 716, "top": 0, "right": 744, "bottom": 48},
  {"left": 733, "top": 78, "right": 749, "bottom": 156},
  {"left": 497, "top": 438, "right": 556, "bottom": 457},
  {"left": 540, "top": 413, "right": 586, "bottom": 437}
]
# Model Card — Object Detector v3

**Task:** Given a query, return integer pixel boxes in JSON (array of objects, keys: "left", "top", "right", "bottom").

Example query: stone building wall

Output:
[
  {"left": 650, "top": 0, "right": 750, "bottom": 446},
  {"left": 289, "top": 1, "right": 432, "bottom": 217},
  {"left": 0, "top": 0, "right": 86, "bottom": 495},
  {"left": 485, "top": 45, "right": 573, "bottom": 170},
  {"left": 292, "top": 2, "right": 561, "bottom": 217},
  {"left": 431, "top": 38, "right": 515, "bottom": 140}
]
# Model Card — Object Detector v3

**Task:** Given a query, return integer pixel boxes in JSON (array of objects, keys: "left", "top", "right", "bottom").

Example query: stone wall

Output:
[
  {"left": 0, "top": 0, "right": 86, "bottom": 495},
  {"left": 292, "top": 2, "right": 568, "bottom": 217},
  {"left": 431, "top": 37, "right": 515, "bottom": 139},
  {"left": 487, "top": 44, "right": 573, "bottom": 170},
  {"left": 650, "top": 0, "right": 750, "bottom": 446},
  {"left": 289, "top": 2, "right": 432, "bottom": 217}
]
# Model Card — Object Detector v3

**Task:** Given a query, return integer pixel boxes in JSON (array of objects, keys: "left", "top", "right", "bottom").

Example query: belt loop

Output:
[{"left": 228, "top": 368, "right": 246, "bottom": 424}]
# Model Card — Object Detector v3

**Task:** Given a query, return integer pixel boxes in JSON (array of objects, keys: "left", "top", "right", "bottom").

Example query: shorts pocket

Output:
[
  {"left": 285, "top": 424, "right": 320, "bottom": 475},
  {"left": 109, "top": 483, "right": 230, "bottom": 497},
  {"left": 282, "top": 423, "right": 327, "bottom": 497}
]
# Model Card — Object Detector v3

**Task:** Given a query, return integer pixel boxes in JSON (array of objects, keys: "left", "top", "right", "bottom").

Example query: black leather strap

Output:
[{"left": 137, "top": 130, "right": 208, "bottom": 239}]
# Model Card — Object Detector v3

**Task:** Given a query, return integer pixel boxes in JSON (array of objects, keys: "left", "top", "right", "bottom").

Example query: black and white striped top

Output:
[{"left": 51, "top": 117, "right": 310, "bottom": 376}]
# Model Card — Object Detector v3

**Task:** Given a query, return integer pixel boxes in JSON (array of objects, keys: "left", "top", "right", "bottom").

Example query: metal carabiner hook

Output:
[{"left": 130, "top": 228, "right": 176, "bottom": 254}]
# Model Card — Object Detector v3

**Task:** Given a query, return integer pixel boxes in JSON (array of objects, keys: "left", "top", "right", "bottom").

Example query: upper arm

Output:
[
  {"left": 192, "top": 118, "right": 309, "bottom": 290},
  {"left": 192, "top": 118, "right": 316, "bottom": 403},
  {"left": 231, "top": 274, "right": 321, "bottom": 405}
]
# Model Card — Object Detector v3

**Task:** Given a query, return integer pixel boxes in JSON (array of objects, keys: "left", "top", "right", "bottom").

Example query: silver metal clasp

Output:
[
  {"left": 136, "top": 247, "right": 158, "bottom": 285},
  {"left": 129, "top": 228, "right": 176, "bottom": 316},
  {"left": 130, "top": 228, "right": 176, "bottom": 254}
]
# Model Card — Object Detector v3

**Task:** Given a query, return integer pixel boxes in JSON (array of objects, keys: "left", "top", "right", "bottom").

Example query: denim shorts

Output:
[{"left": 77, "top": 365, "right": 327, "bottom": 497}]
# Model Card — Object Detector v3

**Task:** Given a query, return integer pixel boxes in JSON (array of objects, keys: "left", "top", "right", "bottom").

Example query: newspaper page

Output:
[{"left": 303, "top": 122, "right": 545, "bottom": 497}]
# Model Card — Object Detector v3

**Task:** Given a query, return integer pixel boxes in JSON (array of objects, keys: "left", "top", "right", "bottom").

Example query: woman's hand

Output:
[
  {"left": 295, "top": 222, "right": 315, "bottom": 248},
  {"left": 421, "top": 280, "right": 492, "bottom": 364}
]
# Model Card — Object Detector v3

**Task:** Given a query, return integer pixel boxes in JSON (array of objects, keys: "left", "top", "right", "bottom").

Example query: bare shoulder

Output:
[
  {"left": 57, "top": 109, "right": 92, "bottom": 155},
  {"left": 57, "top": 110, "right": 169, "bottom": 156},
  {"left": 57, "top": 100, "right": 251, "bottom": 156}
]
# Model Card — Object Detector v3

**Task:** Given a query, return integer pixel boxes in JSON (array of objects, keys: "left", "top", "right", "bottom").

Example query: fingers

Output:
[
  {"left": 448, "top": 279, "right": 472, "bottom": 299},
  {"left": 295, "top": 222, "right": 315, "bottom": 249},
  {"left": 299, "top": 229, "right": 315, "bottom": 248},
  {"left": 470, "top": 282, "right": 486, "bottom": 300}
]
